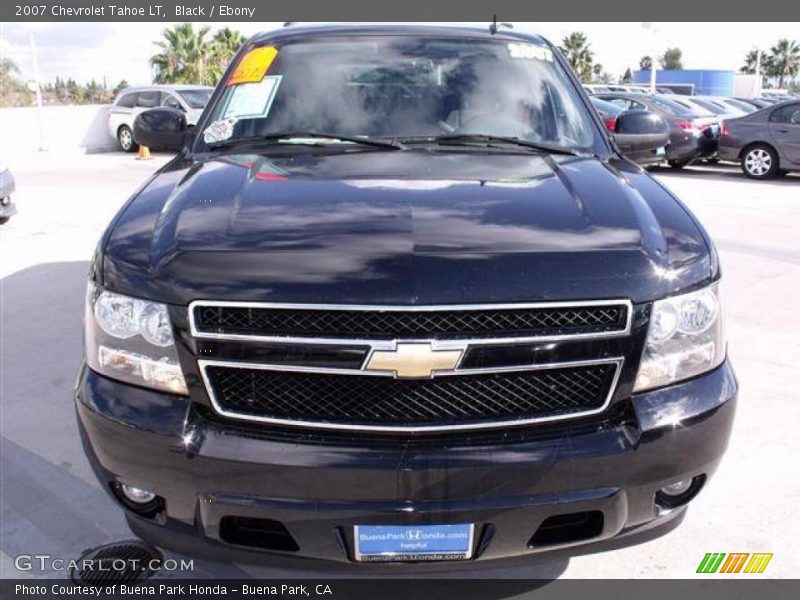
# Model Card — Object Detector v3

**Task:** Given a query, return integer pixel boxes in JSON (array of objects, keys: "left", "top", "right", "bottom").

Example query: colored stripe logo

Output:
[{"left": 697, "top": 553, "right": 773, "bottom": 574}]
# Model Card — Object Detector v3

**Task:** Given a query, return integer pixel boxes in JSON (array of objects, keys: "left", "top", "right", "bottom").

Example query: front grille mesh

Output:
[
  {"left": 194, "top": 304, "right": 628, "bottom": 339},
  {"left": 205, "top": 363, "right": 617, "bottom": 428}
]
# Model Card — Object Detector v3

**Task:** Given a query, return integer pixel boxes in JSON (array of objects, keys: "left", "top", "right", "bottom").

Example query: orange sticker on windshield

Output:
[{"left": 227, "top": 46, "right": 278, "bottom": 86}]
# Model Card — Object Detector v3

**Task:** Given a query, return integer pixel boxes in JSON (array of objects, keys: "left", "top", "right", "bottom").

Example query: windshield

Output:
[
  {"left": 590, "top": 97, "right": 623, "bottom": 116},
  {"left": 200, "top": 36, "right": 597, "bottom": 152},
  {"left": 721, "top": 98, "right": 755, "bottom": 113},
  {"left": 687, "top": 98, "right": 727, "bottom": 115},
  {"left": 178, "top": 89, "right": 212, "bottom": 109},
  {"left": 670, "top": 97, "right": 714, "bottom": 117},
  {"left": 649, "top": 95, "right": 697, "bottom": 117}
]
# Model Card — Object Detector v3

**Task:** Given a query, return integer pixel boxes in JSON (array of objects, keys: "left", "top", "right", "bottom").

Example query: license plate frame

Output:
[{"left": 354, "top": 524, "right": 475, "bottom": 562}]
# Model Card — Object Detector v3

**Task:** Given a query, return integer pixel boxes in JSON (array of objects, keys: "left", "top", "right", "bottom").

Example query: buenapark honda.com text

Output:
[
  {"left": 17, "top": 4, "right": 257, "bottom": 19},
  {"left": 15, "top": 584, "right": 335, "bottom": 597}
]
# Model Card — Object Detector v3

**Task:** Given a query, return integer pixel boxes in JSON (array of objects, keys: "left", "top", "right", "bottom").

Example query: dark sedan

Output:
[
  {"left": 589, "top": 97, "right": 668, "bottom": 167},
  {"left": 595, "top": 93, "right": 719, "bottom": 168},
  {"left": 719, "top": 100, "right": 800, "bottom": 179}
]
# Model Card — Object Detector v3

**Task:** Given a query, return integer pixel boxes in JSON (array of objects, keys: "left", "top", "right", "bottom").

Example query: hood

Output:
[{"left": 103, "top": 151, "right": 715, "bottom": 306}]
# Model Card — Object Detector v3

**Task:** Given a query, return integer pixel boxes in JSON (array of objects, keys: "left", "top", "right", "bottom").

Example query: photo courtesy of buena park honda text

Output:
[{"left": 0, "top": 0, "right": 799, "bottom": 598}]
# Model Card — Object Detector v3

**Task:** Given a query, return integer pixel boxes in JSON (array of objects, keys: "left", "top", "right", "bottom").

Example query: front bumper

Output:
[{"left": 76, "top": 360, "right": 737, "bottom": 566}]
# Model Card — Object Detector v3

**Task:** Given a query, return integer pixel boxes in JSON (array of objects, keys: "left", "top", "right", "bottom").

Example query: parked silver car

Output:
[
  {"left": 718, "top": 100, "right": 800, "bottom": 179},
  {"left": 108, "top": 85, "right": 213, "bottom": 152},
  {"left": 0, "top": 163, "right": 16, "bottom": 225}
]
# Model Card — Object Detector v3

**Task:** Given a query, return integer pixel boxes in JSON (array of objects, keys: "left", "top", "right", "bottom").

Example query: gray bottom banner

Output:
[{"left": 4, "top": 580, "right": 800, "bottom": 600}]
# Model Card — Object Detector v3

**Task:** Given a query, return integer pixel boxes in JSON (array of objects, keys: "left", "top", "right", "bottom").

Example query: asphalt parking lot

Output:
[{"left": 1, "top": 153, "right": 798, "bottom": 580}]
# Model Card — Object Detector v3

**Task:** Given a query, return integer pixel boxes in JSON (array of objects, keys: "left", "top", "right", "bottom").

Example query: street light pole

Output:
[
  {"left": 754, "top": 48, "right": 762, "bottom": 97},
  {"left": 29, "top": 33, "right": 45, "bottom": 151},
  {"left": 642, "top": 23, "right": 659, "bottom": 93}
]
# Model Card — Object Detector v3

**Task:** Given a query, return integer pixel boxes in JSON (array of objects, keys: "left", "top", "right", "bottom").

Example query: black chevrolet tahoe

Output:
[{"left": 76, "top": 24, "right": 736, "bottom": 566}]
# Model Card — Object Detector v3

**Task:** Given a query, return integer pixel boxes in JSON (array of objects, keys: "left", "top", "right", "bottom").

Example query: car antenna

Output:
[{"left": 489, "top": 17, "right": 513, "bottom": 34}]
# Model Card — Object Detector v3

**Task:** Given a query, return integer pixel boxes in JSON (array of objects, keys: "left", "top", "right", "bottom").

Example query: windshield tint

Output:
[
  {"left": 722, "top": 98, "right": 755, "bottom": 113},
  {"left": 200, "top": 36, "right": 597, "bottom": 151},
  {"left": 178, "top": 89, "right": 212, "bottom": 109},
  {"left": 688, "top": 98, "right": 726, "bottom": 115},
  {"left": 670, "top": 97, "right": 714, "bottom": 117},
  {"left": 649, "top": 95, "right": 697, "bottom": 116},
  {"left": 590, "top": 97, "right": 623, "bottom": 115}
]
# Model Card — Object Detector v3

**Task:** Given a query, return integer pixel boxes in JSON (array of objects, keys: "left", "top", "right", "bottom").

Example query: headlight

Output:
[
  {"left": 85, "top": 283, "right": 188, "bottom": 394},
  {"left": 634, "top": 284, "right": 726, "bottom": 392}
]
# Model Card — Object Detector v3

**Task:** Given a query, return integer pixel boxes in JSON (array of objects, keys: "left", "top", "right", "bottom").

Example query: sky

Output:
[{"left": 1, "top": 22, "right": 798, "bottom": 87}]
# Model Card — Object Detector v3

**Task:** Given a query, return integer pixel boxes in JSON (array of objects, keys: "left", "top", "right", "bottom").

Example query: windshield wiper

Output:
[
  {"left": 207, "top": 131, "right": 406, "bottom": 150},
  {"left": 401, "top": 134, "right": 579, "bottom": 156}
]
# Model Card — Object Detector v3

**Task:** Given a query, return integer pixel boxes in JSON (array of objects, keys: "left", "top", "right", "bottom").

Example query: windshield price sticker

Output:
[
  {"left": 507, "top": 43, "right": 554, "bottom": 62},
  {"left": 222, "top": 76, "right": 282, "bottom": 120},
  {"left": 203, "top": 117, "right": 238, "bottom": 144},
  {"left": 227, "top": 46, "right": 278, "bottom": 86}
]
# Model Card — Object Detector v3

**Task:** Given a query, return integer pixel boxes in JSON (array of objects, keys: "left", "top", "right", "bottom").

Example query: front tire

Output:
[
  {"left": 118, "top": 125, "right": 138, "bottom": 153},
  {"left": 741, "top": 144, "right": 778, "bottom": 179},
  {"left": 668, "top": 160, "right": 688, "bottom": 170},
  {"left": 0, "top": 217, "right": 9, "bottom": 225}
]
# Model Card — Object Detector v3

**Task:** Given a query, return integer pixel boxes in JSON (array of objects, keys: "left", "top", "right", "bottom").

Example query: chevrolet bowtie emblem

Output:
[{"left": 365, "top": 343, "right": 463, "bottom": 379}]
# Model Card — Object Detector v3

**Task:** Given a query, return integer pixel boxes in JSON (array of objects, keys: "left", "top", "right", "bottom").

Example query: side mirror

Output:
[
  {"left": 133, "top": 107, "right": 187, "bottom": 151},
  {"left": 612, "top": 110, "right": 670, "bottom": 152}
]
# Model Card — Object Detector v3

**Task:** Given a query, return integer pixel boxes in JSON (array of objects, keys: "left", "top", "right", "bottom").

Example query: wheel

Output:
[
  {"left": 0, "top": 217, "right": 9, "bottom": 225},
  {"left": 741, "top": 144, "right": 778, "bottom": 179},
  {"left": 117, "top": 125, "right": 138, "bottom": 153},
  {"left": 668, "top": 160, "right": 688, "bottom": 170}
]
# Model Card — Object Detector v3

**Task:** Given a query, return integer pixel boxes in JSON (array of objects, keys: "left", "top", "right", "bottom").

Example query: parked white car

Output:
[{"left": 108, "top": 85, "right": 213, "bottom": 152}]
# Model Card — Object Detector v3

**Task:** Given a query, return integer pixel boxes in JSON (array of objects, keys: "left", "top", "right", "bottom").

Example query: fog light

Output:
[
  {"left": 120, "top": 484, "right": 156, "bottom": 504},
  {"left": 660, "top": 479, "right": 693, "bottom": 497},
  {"left": 655, "top": 474, "right": 707, "bottom": 512}
]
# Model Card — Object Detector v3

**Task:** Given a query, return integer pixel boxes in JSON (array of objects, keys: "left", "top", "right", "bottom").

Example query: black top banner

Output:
[{"left": 3, "top": 0, "right": 800, "bottom": 22}]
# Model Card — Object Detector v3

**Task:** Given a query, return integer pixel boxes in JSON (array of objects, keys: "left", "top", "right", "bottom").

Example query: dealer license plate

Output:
[{"left": 354, "top": 524, "right": 474, "bottom": 562}]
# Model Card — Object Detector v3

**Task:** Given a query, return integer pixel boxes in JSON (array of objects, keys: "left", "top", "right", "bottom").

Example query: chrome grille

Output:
[
  {"left": 201, "top": 361, "right": 621, "bottom": 432},
  {"left": 192, "top": 301, "right": 630, "bottom": 340}
]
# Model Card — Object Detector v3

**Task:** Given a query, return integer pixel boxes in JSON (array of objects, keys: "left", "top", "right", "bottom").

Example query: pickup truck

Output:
[{"left": 76, "top": 24, "right": 736, "bottom": 566}]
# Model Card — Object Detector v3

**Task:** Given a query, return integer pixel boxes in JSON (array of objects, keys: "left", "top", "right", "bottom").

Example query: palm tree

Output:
[
  {"left": 0, "top": 58, "right": 34, "bottom": 107},
  {"left": 621, "top": 68, "right": 633, "bottom": 84},
  {"left": 0, "top": 58, "right": 21, "bottom": 95},
  {"left": 209, "top": 28, "right": 247, "bottom": 83},
  {"left": 741, "top": 49, "right": 759, "bottom": 73},
  {"left": 559, "top": 32, "right": 594, "bottom": 82},
  {"left": 150, "top": 23, "right": 213, "bottom": 85},
  {"left": 768, "top": 39, "right": 800, "bottom": 89},
  {"left": 741, "top": 49, "right": 774, "bottom": 88}
]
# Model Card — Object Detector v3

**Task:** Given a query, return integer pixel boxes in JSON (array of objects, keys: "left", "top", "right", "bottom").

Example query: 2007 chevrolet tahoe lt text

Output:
[{"left": 76, "top": 24, "right": 736, "bottom": 565}]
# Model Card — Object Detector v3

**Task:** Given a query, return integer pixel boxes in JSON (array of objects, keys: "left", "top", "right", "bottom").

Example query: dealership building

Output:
[{"left": 632, "top": 69, "right": 736, "bottom": 96}]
